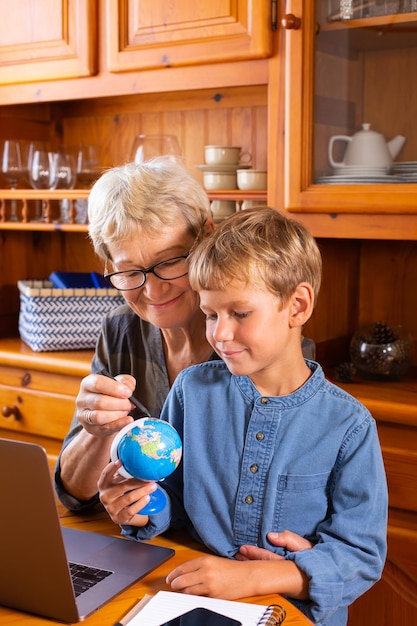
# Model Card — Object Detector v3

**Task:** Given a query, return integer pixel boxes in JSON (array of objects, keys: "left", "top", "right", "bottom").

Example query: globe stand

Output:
[
  {"left": 110, "top": 419, "right": 182, "bottom": 516},
  {"left": 139, "top": 487, "right": 167, "bottom": 515}
]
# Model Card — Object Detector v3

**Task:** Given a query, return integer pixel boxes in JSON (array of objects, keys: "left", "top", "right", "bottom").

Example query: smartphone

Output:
[{"left": 160, "top": 607, "right": 242, "bottom": 626}]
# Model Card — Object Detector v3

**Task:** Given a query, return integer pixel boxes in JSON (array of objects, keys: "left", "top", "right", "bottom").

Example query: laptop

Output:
[{"left": 0, "top": 438, "right": 174, "bottom": 622}]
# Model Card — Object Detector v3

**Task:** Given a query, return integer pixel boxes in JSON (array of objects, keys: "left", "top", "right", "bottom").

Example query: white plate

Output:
[
  {"left": 397, "top": 174, "right": 417, "bottom": 182},
  {"left": 393, "top": 161, "right": 417, "bottom": 168},
  {"left": 316, "top": 175, "right": 403, "bottom": 184},
  {"left": 332, "top": 167, "right": 388, "bottom": 176},
  {"left": 196, "top": 163, "right": 251, "bottom": 173}
]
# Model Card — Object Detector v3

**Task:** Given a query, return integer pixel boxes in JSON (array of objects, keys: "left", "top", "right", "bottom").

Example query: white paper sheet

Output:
[{"left": 123, "top": 590, "right": 270, "bottom": 626}]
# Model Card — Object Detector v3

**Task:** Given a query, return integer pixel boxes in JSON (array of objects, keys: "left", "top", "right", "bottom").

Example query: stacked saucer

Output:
[
  {"left": 392, "top": 161, "right": 417, "bottom": 183},
  {"left": 316, "top": 164, "right": 403, "bottom": 184}
]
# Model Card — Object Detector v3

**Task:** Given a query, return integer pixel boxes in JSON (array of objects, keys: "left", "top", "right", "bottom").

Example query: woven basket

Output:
[{"left": 18, "top": 280, "right": 124, "bottom": 352}]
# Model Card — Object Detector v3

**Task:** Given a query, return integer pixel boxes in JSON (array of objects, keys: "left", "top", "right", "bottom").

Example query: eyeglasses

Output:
[{"left": 104, "top": 253, "right": 191, "bottom": 291}]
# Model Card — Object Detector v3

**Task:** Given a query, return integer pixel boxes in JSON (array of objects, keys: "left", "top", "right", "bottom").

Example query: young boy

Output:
[{"left": 98, "top": 207, "right": 388, "bottom": 625}]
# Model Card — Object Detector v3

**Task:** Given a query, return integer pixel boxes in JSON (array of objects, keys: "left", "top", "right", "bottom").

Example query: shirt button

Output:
[
  {"left": 250, "top": 464, "right": 258, "bottom": 473},
  {"left": 256, "top": 432, "right": 265, "bottom": 441},
  {"left": 261, "top": 397, "right": 269, "bottom": 404},
  {"left": 245, "top": 495, "right": 254, "bottom": 504}
]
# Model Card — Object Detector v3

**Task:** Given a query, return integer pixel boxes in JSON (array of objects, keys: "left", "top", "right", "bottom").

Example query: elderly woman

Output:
[
  {"left": 55, "top": 158, "right": 216, "bottom": 511},
  {"left": 55, "top": 157, "right": 314, "bottom": 513}
]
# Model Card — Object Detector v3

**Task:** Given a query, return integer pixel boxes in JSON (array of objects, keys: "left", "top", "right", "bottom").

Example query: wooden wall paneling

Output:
[
  {"left": 304, "top": 239, "right": 360, "bottom": 352},
  {"left": 0, "top": 231, "right": 27, "bottom": 336},
  {"left": 253, "top": 105, "right": 268, "bottom": 171},
  {"left": 59, "top": 86, "right": 268, "bottom": 173},
  {"left": 357, "top": 241, "right": 417, "bottom": 347},
  {"left": 182, "top": 109, "right": 206, "bottom": 172},
  {"left": 364, "top": 48, "right": 417, "bottom": 161},
  {"left": 60, "top": 232, "right": 100, "bottom": 273}
]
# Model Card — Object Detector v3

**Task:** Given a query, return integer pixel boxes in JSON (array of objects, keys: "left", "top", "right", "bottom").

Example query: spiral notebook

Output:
[{"left": 120, "top": 590, "right": 286, "bottom": 625}]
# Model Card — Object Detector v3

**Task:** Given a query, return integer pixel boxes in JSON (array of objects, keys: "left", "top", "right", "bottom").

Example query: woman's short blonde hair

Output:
[
  {"left": 188, "top": 206, "right": 322, "bottom": 307},
  {"left": 88, "top": 157, "right": 211, "bottom": 261}
]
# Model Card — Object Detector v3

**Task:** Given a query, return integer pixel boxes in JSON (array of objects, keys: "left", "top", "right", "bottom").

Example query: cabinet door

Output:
[
  {"left": 106, "top": 0, "right": 272, "bottom": 72},
  {"left": 0, "top": 0, "right": 97, "bottom": 85},
  {"left": 281, "top": 0, "right": 417, "bottom": 215}
]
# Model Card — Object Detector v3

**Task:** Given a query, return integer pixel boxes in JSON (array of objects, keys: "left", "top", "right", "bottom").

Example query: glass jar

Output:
[{"left": 350, "top": 322, "right": 414, "bottom": 381}]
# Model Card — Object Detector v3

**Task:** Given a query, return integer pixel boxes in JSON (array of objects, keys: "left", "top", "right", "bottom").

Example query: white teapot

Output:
[{"left": 328, "top": 123, "right": 406, "bottom": 170}]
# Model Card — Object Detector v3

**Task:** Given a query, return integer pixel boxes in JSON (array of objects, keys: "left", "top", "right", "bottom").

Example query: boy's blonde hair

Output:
[
  {"left": 88, "top": 157, "right": 211, "bottom": 261},
  {"left": 189, "top": 207, "right": 322, "bottom": 307}
]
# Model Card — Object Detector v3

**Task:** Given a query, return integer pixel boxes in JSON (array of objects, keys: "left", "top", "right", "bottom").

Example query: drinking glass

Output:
[
  {"left": 76, "top": 145, "right": 101, "bottom": 188},
  {"left": 130, "top": 134, "right": 182, "bottom": 164},
  {"left": 56, "top": 148, "right": 77, "bottom": 223},
  {"left": 27, "top": 141, "right": 47, "bottom": 222},
  {"left": 75, "top": 145, "right": 101, "bottom": 224},
  {"left": 28, "top": 149, "right": 59, "bottom": 222},
  {"left": 1, "top": 139, "right": 27, "bottom": 221}
]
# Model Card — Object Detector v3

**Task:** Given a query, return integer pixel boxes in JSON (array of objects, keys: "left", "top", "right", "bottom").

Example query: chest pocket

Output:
[{"left": 275, "top": 471, "right": 332, "bottom": 538}]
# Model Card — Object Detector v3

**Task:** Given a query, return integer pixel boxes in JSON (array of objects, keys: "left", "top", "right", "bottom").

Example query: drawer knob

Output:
[
  {"left": 281, "top": 13, "right": 301, "bottom": 30},
  {"left": 1, "top": 405, "right": 21, "bottom": 420}
]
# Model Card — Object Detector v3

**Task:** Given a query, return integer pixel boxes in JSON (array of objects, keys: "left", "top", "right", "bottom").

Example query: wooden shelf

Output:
[
  {"left": 327, "top": 367, "right": 417, "bottom": 426},
  {"left": 320, "top": 12, "right": 417, "bottom": 51},
  {"left": 0, "top": 189, "right": 268, "bottom": 230}
]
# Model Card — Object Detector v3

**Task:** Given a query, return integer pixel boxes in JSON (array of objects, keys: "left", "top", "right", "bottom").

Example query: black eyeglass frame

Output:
[{"left": 104, "top": 252, "right": 191, "bottom": 291}]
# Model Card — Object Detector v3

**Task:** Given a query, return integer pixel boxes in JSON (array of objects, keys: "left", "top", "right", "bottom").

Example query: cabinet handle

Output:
[
  {"left": 281, "top": 13, "right": 301, "bottom": 30},
  {"left": 1, "top": 405, "right": 21, "bottom": 420}
]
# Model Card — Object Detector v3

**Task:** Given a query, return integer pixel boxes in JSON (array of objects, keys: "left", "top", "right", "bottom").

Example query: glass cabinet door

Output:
[{"left": 283, "top": 0, "right": 417, "bottom": 214}]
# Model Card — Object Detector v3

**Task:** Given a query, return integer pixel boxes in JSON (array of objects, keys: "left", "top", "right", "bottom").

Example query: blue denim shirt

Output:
[{"left": 123, "top": 360, "right": 388, "bottom": 625}]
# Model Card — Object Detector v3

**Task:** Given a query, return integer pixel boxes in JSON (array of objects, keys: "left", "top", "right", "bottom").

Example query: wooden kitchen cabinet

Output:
[
  {"left": 0, "top": 0, "right": 97, "bottom": 85},
  {"left": 0, "top": 0, "right": 272, "bottom": 89},
  {"left": 330, "top": 372, "right": 417, "bottom": 626},
  {"left": 0, "top": 2, "right": 416, "bottom": 622},
  {"left": 106, "top": 0, "right": 273, "bottom": 72},
  {"left": 271, "top": 0, "right": 417, "bottom": 217},
  {"left": 0, "top": 338, "right": 93, "bottom": 463}
]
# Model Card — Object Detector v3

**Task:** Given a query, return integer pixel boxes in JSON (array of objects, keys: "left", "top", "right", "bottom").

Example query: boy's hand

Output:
[
  {"left": 97, "top": 460, "right": 156, "bottom": 526},
  {"left": 166, "top": 552, "right": 310, "bottom": 600},
  {"left": 235, "top": 530, "right": 313, "bottom": 561},
  {"left": 166, "top": 555, "right": 257, "bottom": 599}
]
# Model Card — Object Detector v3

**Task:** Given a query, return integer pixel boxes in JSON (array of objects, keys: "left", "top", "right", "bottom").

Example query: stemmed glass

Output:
[
  {"left": 1, "top": 139, "right": 28, "bottom": 222},
  {"left": 76, "top": 145, "right": 101, "bottom": 188},
  {"left": 75, "top": 145, "right": 101, "bottom": 224},
  {"left": 27, "top": 141, "right": 46, "bottom": 222},
  {"left": 56, "top": 148, "right": 77, "bottom": 223},
  {"left": 130, "top": 134, "right": 182, "bottom": 164},
  {"left": 28, "top": 148, "right": 59, "bottom": 222}
]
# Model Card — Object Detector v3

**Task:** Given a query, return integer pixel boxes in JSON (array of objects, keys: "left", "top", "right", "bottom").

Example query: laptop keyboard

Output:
[{"left": 69, "top": 561, "right": 113, "bottom": 597}]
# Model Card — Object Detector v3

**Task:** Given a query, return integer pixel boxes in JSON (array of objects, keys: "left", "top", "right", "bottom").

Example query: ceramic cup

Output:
[
  {"left": 204, "top": 145, "right": 251, "bottom": 166},
  {"left": 237, "top": 169, "right": 267, "bottom": 190},
  {"left": 210, "top": 200, "right": 237, "bottom": 218},
  {"left": 241, "top": 200, "right": 267, "bottom": 210},
  {"left": 203, "top": 171, "right": 237, "bottom": 190}
]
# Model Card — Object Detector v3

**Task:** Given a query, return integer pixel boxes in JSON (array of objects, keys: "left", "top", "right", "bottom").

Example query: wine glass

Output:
[
  {"left": 55, "top": 148, "right": 77, "bottom": 223},
  {"left": 130, "top": 134, "right": 182, "bottom": 164},
  {"left": 28, "top": 149, "right": 59, "bottom": 222},
  {"left": 76, "top": 145, "right": 101, "bottom": 188},
  {"left": 27, "top": 141, "right": 47, "bottom": 222},
  {"left": 75, "top": 145, "right": 101, "bottom": 224},
  {"left": 1, "top": 139, "right": 28, "bottom": 222}
]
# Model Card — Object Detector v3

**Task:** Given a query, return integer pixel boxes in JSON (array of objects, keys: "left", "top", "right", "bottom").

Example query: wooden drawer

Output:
[
  {"left": 0, "top": 384, "right": 75, "bottom": 441},
  {"left": 0, "top": 364, "right": 82, "bottom": 396}
]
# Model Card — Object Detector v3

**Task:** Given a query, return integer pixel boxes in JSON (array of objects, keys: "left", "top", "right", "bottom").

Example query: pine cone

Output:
[
  {"left": 359, "top": 321, "right": 398, "bottom": 345},
  {"left": 371, "top": 321, "right": 399, "bottom": 344},
  {"left": 334, "top": 362, "right": 356, "bottom": 383}
]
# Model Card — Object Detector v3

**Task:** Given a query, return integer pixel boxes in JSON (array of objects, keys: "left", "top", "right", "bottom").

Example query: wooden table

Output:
[{"left": 0, "top": 499, "right": 312, "bottom": 625}]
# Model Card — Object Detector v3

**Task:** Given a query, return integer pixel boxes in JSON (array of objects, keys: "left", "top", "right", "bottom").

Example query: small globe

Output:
[{"left": 111, "top": 418, "right": 182, "bottom": 481}]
